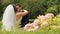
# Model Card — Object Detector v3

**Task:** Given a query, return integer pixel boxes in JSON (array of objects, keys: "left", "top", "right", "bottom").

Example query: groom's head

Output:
[{"left": 15, "top": 3, "right": 22, "bottom": 12}]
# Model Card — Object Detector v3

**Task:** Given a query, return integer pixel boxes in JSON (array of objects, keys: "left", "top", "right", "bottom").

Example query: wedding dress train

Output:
[{"left": 2, "top": 5, "right": 16, "bottom": 31}]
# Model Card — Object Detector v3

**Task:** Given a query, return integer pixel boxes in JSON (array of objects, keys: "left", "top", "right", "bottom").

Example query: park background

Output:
[{"left": 0, "top": 0, "right": 60, "bottom": 34}]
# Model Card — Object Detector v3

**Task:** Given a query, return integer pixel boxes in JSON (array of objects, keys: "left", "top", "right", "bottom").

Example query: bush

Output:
[
  {"left": 46, "top": 5, "right": 58, "bottom": 16},
  {"left": 0, "top": 0, "right": 60, "bottom": 19},
  {"left": 23, "top": 13, "right": 60, "bottom": 31}
]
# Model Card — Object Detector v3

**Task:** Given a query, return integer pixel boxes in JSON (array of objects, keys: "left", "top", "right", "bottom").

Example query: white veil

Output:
[{"left": 2, "top": 5, "right": 16, "bottom": 31}]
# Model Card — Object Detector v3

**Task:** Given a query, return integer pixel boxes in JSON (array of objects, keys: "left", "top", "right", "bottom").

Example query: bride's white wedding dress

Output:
[{"left": 2, "top": 5, "right": 16, "bottom": 31}]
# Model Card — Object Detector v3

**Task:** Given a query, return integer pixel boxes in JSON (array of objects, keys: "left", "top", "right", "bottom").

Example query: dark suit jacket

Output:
[{"left": 21, "top": 11, "right": 29, "bottom": 27}]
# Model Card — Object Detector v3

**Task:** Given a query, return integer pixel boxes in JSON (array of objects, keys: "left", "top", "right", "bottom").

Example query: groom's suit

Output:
[{"left": 21, "top": 13, "right": 29, "bottom": 27}]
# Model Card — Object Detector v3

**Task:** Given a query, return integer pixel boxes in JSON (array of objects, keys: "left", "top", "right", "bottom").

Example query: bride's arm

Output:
[
  {"left": 16, "top": 10, "right": 28, "bottom": 20},
  {"left": 16, "top": 10, "right": 28, "bottom": 16}
]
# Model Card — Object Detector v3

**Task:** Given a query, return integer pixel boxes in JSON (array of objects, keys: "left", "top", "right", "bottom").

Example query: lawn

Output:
[
  {"left": 0, "top": 21, "right": 60, "bottom": 34},
  {"left": 0, "top": 28, "right": 60, "bottom": 34}
]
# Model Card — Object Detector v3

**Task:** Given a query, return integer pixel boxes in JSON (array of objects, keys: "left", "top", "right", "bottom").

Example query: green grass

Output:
[
  {"left": 0, "top": 28, "right": 60, "bottom": 34},
  {"left": 0, "top": 21, "right": 60, "bottom": 34}
]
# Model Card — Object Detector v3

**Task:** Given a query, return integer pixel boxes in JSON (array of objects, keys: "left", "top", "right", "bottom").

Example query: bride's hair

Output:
[{"left": 12, "top": 4, "right": 16, "bottom": 13}]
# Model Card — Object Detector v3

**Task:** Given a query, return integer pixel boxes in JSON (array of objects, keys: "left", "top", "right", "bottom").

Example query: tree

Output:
[{"left": 0, "top": 0, "right": 3, "bottom": 20}]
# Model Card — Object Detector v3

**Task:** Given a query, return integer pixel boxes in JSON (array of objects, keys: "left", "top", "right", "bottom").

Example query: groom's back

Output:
[{"left": 21, "top": 14, "right": 29, "bottom": 27}]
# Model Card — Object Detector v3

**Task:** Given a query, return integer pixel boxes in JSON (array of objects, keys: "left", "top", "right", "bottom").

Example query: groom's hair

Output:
[
  {"left": 15, "top": 3, "right": 22, "bottom": 7},
  {"left": 12, "top": 3, "right": 22, "bottom": 12}
]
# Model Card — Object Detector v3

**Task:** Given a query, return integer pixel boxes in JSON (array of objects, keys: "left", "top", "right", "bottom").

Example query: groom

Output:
[{"left": 15, "top": 3, "right": 29, "bottom": 28}]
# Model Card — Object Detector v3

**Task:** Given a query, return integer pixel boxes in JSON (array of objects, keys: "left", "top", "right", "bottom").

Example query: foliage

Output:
[
  {"left": 23, "top": 13, "right": 60, "bottom": 31},
  {"left": 0, "top": 13, "right": 60, "bottom": 34},
  {"left": 0, "top": 0, "right": 60, "bottom": 19},
  {"left": 46, "top": 5, "right": 58, "bottom": 16},
  {"left": 0, "top": 0, "right": 60, "bottom": 34}
]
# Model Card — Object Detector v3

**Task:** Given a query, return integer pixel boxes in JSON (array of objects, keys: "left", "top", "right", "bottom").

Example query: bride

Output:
[{"left": 2, "top": 3, "right": 28, "bottom": 31}]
